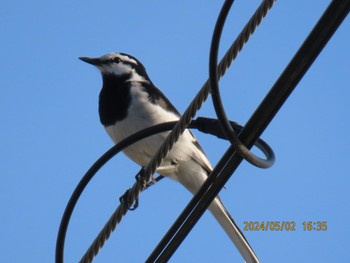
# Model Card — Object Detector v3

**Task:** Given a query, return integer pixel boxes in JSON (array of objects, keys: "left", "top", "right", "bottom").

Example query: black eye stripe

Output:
[
  {"left": 112, "top": 57, "right": 122, "bottom": 63},
  {"left": 111, "top": 58, "right": 138, "bottom": 69}
]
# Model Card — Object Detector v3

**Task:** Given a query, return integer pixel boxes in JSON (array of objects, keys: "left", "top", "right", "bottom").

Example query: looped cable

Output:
[
  {"left": 196, "top": 117, "right": 275, "bottom": 167},
  {"left": 209, "top": 0, "right": 276, "bottom": 168},
  {"left": 56, "top": 1, "right": 278, "bottom": 262},
  {"left": 119, "top": 189, "right": 139, "bottom": 211},
  {"left": 56, "top": 0, "right": 350, "bottom": 262}
]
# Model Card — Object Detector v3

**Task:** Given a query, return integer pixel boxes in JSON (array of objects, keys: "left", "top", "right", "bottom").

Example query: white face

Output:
[{"left": 97, "top": 52, "right": 139, "bottom": 76}]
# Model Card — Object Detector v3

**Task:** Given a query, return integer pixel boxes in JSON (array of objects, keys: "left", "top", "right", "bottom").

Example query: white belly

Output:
[
  {"left": 105, "top": 87, "right": 180, "bottom": 169},
  {"left": 104, "top": 84, "right": 212, "bottom": 180}
]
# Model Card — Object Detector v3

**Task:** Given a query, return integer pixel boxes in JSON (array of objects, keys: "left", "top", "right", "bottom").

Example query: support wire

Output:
[
  {"left": 147, "top": 0, "right": 350, "bottom": 262},
  {"left": 55, "top": 0, "right": 349, "bottom": 262}
]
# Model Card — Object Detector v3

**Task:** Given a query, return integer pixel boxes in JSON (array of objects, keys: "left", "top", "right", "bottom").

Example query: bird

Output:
[{"left": 79, "top": 52, "right": 257, "bottom": 262}]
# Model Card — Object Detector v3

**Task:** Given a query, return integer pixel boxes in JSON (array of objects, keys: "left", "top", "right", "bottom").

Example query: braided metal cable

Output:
[
  {"left": 79, "top": 1, "right": 275, "bottom": 262},
  {"left": 145, "top": 0, "right": 275, "bottom": 184},
  {"left": 80, "top": 175, "right": 145, "bottom": 263},
  {"left": 209, "top": 0, "right": 276, "bottom": 169}
]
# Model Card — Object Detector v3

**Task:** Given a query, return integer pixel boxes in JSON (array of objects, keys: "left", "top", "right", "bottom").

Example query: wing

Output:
[
  {"left": 142, "top": 82, "right": 213, "bottom": 175},
  {"left": 142, "top": 82, "right": 181, "bottom": 117}
]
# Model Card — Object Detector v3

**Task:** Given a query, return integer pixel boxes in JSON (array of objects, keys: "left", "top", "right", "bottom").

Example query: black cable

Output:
[
  {"left": 196, "top": 117, "right": 275, "bottom": 162},
  {"left": 58, "top": 0, "right": 348, "bottom": 261},
  {"left": 146, "top": 0, "right": 276, "bottom": 262},
  {"left": 56, "top": 122, "right": 176, "bottom": 263},
  {"left": 146, "top": 1, "right": 238, "bottom": 262},
  {"left": 209, "top": 0, "right": 275, "bottom": 169},
  {"left": 55, "top": 117, "right": 273, "bottom": 263},
  {"left": 146, "top": 0, "right": 350, "bottom": 262}
]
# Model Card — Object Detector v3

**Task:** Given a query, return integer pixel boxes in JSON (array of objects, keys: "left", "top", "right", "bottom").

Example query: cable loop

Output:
[
  {"left": 56, "top": 0, "right": 277, "bottom": 261},
  {"left": 57, "top": 117, "right": 274, "bottom": 263},
  {"left": 55, "top": 0, "right": 349, "bottom": 262},
  {"left": 196, "top": 117, "right": 275, "bottom": 167},
  {"left": 209, "top": 0, "right": 276, "bottom": 168},
  {"left": 119, "top": 189, "right": 139, "bottom": 211}
]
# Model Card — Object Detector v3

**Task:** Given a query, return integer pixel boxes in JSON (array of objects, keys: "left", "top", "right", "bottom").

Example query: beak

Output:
[{"left": 79, "top": 57, "right": 102, "bottom": 66}]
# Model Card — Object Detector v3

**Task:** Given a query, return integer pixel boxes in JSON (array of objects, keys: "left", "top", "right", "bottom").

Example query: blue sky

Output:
[{"left": 1, "top": 1, "right": 349, "bottom": 262}]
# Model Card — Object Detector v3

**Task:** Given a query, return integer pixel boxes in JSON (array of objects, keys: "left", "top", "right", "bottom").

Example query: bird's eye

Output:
[{"left": 112, "top": 57, "right": 121, "bottom": 63}]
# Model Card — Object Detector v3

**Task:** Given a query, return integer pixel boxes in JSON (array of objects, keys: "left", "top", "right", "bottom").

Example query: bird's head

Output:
[{"left": 79, "top": 52, "right": 150, "bottom": 82}]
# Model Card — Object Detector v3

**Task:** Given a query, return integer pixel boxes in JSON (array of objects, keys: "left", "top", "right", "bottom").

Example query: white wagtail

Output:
[{"left": 79, "top": 52, "right": 255, "bottom": 259}]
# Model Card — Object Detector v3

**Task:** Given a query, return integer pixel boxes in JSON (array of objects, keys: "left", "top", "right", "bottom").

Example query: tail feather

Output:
[
  {"left": 170, "top": 158, "right": 259, "bottom": 262},
  {"left": 209, "top": 197, "right": 259, "bottom": 263}
]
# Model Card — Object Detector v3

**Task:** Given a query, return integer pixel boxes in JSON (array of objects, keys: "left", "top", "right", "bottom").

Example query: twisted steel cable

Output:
[
  {"left": 79, "top": 1, "right": 275, "bottom": 262},
  {"left": 144, "top": 0, "right": 275, "bottom": 181},
  {"left": 146, "top": 0, "right": 275, "bottom": 261},
  {"left": 55, "top": 118, "right": 274, "bottom": 263},
  {"left": 210, "top": 0, "right": 276, "bottom": 169},
  {"left": 147, "top": 1, "right": 350, "bottom": 261}
]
